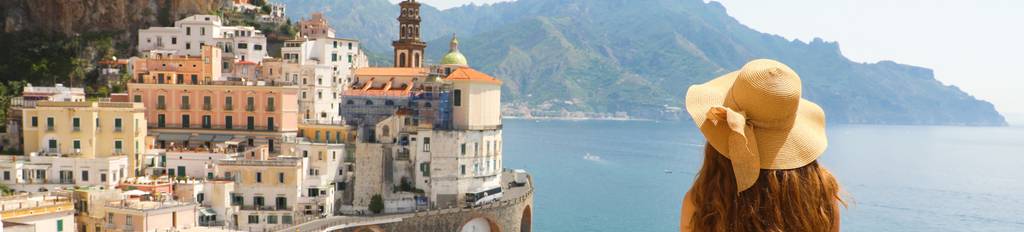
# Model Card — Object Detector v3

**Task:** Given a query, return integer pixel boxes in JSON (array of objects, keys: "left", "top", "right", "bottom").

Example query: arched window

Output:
[
  {"left": 399, "top": 53, "right": 407, "bottom": 67},
  {"left": 385, "top": 100, "right": 395, "bottom": 106},
  {"left": 425, "top": 102, "right": 432, "bottom": 108},
  {"left": 346, "top": 100, "right": 355, "bottom": 105},
  {"left": 382, "top": 125, "right": 390, "bottom": 137},
  {"left": 414, "top": 53, "right": 421, "bottom": 67},
  {"left": 365, "top": 100, "right": 374, "bottom": 105}
]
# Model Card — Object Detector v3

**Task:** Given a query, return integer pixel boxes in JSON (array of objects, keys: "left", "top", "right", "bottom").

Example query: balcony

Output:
[
  {"left": 149, "top": 123, "right": 276, "bottom": 131},
  {"left": 114, "top": 127, "right": 123, "bottom": 132},
  {"left": 157, "top": 103, "right": 166, "bottom": 110},
  {"left": 246, "top": 105, "right": 255, "bottom": 112},
  {"left": 239, "top": 205, "right": 292, "bottom": 211},
  {"left": 203, "top": 104, "right": 212, "bottom": 111},
  {"left": 180, "top": 103, "right": 191, "bottom": 110},
  {"left": 72, "top": 127, "right": 80, "bottom": 132},
  {"left": 266, "top": 105, "right": 275, "bottom": 112},
  {"left": 46, "top": 126, "right": 55, "bottom": 132},
  {"left": 224, "top": 104, "right": 234, "bottom": 111}
]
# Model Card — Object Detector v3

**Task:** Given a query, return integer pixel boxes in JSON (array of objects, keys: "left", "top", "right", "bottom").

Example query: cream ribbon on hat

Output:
[{"left": 706, "top": 105, "right": 761, "bottom": 193}]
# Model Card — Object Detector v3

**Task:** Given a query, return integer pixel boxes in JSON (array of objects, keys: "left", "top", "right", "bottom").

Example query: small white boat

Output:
[
  {"left": 583, "top": 153, "right": 602, "bottom": 161},
  {"left": 664, "top": 169, "right": 673, "bottom": 174}
]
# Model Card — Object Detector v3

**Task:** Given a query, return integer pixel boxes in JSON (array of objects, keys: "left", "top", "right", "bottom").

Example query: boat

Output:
[{"left": 583, "top": 153, "right": 602, "bottom": 161}]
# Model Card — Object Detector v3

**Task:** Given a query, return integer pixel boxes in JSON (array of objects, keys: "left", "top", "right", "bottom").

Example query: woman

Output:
[{"left": 680, "top": 59, "right": 845, "bottom": 232}]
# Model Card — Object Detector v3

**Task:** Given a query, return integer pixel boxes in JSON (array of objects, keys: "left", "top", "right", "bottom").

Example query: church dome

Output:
[{"left": 440, "top": 34, "right": 468, "bottom": 66}]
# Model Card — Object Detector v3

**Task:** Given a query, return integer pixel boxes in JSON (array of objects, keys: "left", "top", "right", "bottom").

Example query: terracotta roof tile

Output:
[{"left": 444, "top": 68, "right": 502, "bottom": 84}]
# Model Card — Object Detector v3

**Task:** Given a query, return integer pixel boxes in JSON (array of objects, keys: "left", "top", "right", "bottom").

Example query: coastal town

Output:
[{"left": 0, "top": 1, "right": 532, "bottom": 232}]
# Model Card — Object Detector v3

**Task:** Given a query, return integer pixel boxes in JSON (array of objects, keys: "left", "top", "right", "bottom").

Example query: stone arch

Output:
[
  {"left": 521, "top": 205, "right": 532, "bottom": 232},
  {"left": 354, "top": 225, "right": 385, "bottom": 232},
  {"left": 399, "top": 53, "right": 407, "bottom": 67},
  {"left": 460, "top": 217, "right": 500, "bottom": 232}
]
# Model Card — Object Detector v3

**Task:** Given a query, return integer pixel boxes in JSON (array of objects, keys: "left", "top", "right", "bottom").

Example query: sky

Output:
[{"left": 401, "top": 0, "right": 1024, "bottom": 124}]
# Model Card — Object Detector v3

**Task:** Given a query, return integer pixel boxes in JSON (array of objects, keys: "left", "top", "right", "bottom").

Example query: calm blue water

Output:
[{"left": 501, "top": 119, "right": 1024, "bottom": 231}]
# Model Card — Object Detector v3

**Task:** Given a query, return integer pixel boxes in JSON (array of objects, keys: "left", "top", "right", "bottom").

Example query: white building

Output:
[
  {"left": 281, "top": 37, "right": 368, "bottom": 124},
  {"left": 0, "top": 192, "right": 75, "bottom": 232},
  {"left": 137, "top": 15, "right": 268, "bottom": 79},
  {"left": 0, "top": 153, "right": 129, "bottom": 192}
]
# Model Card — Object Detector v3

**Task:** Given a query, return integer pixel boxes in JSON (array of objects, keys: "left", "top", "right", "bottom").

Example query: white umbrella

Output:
[{"left": 123, "top": 190, "right": 149, "bottom": 196}]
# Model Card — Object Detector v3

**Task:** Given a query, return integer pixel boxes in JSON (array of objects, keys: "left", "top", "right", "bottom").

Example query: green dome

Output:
[
  {"left": 440, "top": 34, "right": 468, "bottom": 66},
  {"left": 441, "top": 51, "right": 468, "bottom": 66}
]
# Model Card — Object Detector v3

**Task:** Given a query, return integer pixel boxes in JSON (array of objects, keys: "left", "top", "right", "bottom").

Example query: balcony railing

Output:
[
  {"left": 149, "top": 123, "right": 277, "bottom": 131},
  {"left": 238, "top": 205, "right": 292, "bottom": 211},
  {"left": 157, "top": 103, "right": 166, "bottom": 110},
  {"left": 180, "top": 103, "right": 191, "bottom": 110},
  {"left": 203, "top": 104, "right": 212, "bottom": 111},
  {"left": 224, "top": 104, "right": 234, "bottom": 111},
  {"left": 72, "top": 127, "right": 80, "bottom": 132},
  {"left": 246, "top": 105, "right": 255, "bottom": 112},
  {"left": 114, "top": 127, "right": 123, "bottom": 132},
  {"left": 266, "top": 105, "right": 275, "bottom": 112},
  {"left": 46, "top": 126, "right": 55, "bottom": 132}
]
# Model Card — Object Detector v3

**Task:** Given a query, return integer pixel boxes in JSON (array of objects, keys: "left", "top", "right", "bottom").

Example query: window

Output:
[
  {"left": 48, "top": 139, "right": 57, "bottom": 151},
  {"left": 231, "top": 194, "right": 242, "bottom": 205},
  {"left": 191, "top": 75, "right": 198, "bottom": 84},
  {"left": 460, "top": 165, "right": 466, "bottom": 175},
  {"left": 266, "top": 97, "right": 275, "bottom": 111},
  {"left": 186, "top": 42, "right": 191, "bottom": 50},
  {"left": 256, "top": 172, "right": 262, "bottom": 183},
  {"left": 81, "top": 171, "right": 89, "bottom": 181},
  {"left": 275, "top": 196, "right": 287, "bottom": 209},
  {"left": 197, "top": 193, "right": 205, "bottom": 203},
  {"left": 31, "top": 116, "right": 37, "bottom": 127},
  {"left": 461, "top": 143, "right": 466, "bottom": 156},
  {"left": 203, "top": 96, "right": 212, "bottom": 110},
  {"left": 282, "top": 215, "right": 293, "bottom": 224},
  {"left": 186, "top": 27, "right": 191, "bottom": 35},
  {"left": 246, "top": 97, "right": 255, "bottom": 111},
  {"left": 181, "top": 115, "right": 190, "bottom": 128},
  {"left": 225, "top": 116, "right": 233, "bottom": 129},
  {"left": 101, "top": 173, "right": 107, "bottom": 182},
  {"left": 114, "top": 140, "right": 123, "bottom": 154},
  {"left": 453, "top": 89, "right": 462, "bottom": 106},
  {"left": 114, "top": 118, "right": 122, "bottom": 131},
  {"left": 247, "top": 116, "right": 255, "bottom": 130},
  {"left": 278, "top": 172, "right": 284, "bottom": 183},
  {"left": 171, "top": 37, "right": 176, "bottom": 44},
  {"left": 107, "top": 213, "right": 114, "bottom": 223},
  {"left": 57, "top": 219, "right": 64, "bottom": 232},
  {"left": 3, "top": 171, "right": 9, "bottom": 180},
  {"left": 267, "top": 215, "right": 278, "bottom": 224},
  {"left": 125, "top": 215, "right": 133, "bottom": 226},
  {"left": 332, "top": 53, "right": 338, "bottom": 62},
  {"left": 237, "top": 43, "right": 248, "bottom": 49},
  {"left": 254, "top": 196, "right": 265, "bottom": 207},
  {"left": 157, "top": 95, "right": 166, "bottom": 109},
  {"left": 47, "top": 117, "right": 55, "bottom": 130},
  {"left": 248, "top": 215, "right": 258, "bottom": 224},
  {"left": 157, "top": 114, "right": 166, "bottom": 128},
  {"left": 181, "top": 96, "right": 190, "bottom": 109},
  {"left": 73, "top": 140, "right": 81, "bottom": 151},
  {"left": 423, "top": 137, "right": 431, "bottom": 152},
  {"left": 348, "top": 55, "right": 353, "bottom": 63},
  {"left": 254, "top": 44, "right": 263, "bottom": 50},
  {"left": 200, "top": 27, "right": 206, "bottom": 36},
  {"left": 308, "top": 188, "right": 319, "bottom": 197},
  {"left": 202, "top": 115, "right": 211, "bottom": 129},
  {"left": 72, "top": 117, "right": 80, "bottom": 131},
  {"left": 225, "top": 96, "right": 233, "bottom": 110}
]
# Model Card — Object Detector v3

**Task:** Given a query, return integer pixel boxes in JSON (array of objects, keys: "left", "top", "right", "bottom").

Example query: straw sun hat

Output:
[{"left": 685, "top": 59, "right": 827, "bottom": 193}]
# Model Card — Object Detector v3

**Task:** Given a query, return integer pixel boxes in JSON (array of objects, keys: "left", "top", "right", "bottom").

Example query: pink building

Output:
[{"left": 127, "top": 80, "right": 299, "bottom": 153}]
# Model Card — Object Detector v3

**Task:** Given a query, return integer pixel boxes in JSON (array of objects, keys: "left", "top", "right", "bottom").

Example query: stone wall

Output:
[{"left": 345, "top": 187, "right": 533, "bottom": 232}]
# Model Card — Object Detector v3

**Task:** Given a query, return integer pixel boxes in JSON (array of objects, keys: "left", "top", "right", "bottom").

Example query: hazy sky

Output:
[{"left": 401, "top": 0, "right": 1024, "bottom": 124}]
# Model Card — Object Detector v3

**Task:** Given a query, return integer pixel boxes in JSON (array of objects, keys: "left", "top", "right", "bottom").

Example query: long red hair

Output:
[{"left": 689, "top": 144, "right": 845, "bottom": 231}]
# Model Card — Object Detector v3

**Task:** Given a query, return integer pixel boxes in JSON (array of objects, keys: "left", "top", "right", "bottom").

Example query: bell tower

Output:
[{"left": 393, "top": 0, "right": 427, "bottom": 68}]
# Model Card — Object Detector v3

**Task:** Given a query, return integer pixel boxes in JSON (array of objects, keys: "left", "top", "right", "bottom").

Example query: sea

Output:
[{"left": 500, "top": 119, "right": 1024, "bottom": 231}]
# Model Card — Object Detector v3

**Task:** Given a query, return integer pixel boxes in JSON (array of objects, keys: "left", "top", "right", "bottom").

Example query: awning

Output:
[
  {"left": 188, "top": 134, "right": 215, "bottom": 142},
  {"left": 211, "top": 135, "right": 233, "bottom": 143},
  {"left": 156, "top": 133, "right": 190, "bottom": 141},
  {"left": 199, "top": 208, "right": 216, "bottom": 216}
]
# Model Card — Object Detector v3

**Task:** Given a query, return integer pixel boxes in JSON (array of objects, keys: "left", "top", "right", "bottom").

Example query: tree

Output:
[{"left": 369, "top": 194, "right": 384, "bottom": 214}]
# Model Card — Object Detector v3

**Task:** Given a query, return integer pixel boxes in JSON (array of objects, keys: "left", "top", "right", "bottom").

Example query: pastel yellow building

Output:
[
  {"left": 214, "top": 148, "right": 304, "bottom": 231},
  {"left": 20, "top": 101, "right": 148, "bottom": 177}
]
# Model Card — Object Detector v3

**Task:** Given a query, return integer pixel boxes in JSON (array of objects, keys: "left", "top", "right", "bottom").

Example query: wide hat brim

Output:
[{"left": 685, "top": 70, "right": 828, "bottom": 188}]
